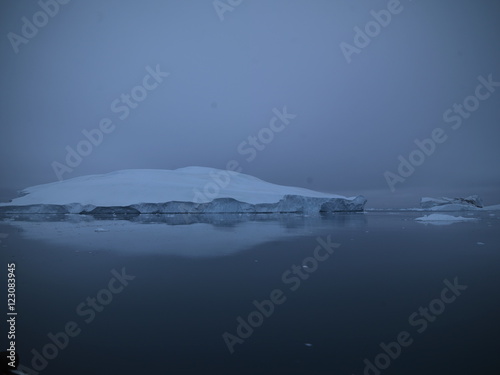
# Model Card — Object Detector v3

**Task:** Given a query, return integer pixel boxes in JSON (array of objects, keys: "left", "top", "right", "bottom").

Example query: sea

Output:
[{"left": 1, "top": 210, "right": 499, "bottom": 374}]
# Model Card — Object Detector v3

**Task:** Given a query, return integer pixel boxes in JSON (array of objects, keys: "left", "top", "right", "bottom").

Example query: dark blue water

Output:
[{"left": 1, "top": 211, "right": 499, "bottom": 374}]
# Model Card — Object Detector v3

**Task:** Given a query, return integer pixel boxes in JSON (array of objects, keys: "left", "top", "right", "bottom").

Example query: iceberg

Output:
[
  {"left": 0, "top": 167, "right": 366, "bottom": 215},
  {"left": 415, "top": 214, "right": 478, "bottom": 225},
  {"left": 420, "top": 195, "right": 483, "bottom": 211}
]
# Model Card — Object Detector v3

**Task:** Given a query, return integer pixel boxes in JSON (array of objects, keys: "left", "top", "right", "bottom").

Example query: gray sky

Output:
[{"left": 1, "top": 0, "right": 499, "bottom": 208}]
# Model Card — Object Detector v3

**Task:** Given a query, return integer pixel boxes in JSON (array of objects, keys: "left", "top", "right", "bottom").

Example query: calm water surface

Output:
[{"left": 1, "top": 211, "right": 499, "bottom": 374}]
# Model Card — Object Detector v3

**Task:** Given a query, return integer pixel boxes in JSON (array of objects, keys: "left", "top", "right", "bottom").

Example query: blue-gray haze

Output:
[{"left": 1, "top": 0, "right": 499, "bottom": 208}]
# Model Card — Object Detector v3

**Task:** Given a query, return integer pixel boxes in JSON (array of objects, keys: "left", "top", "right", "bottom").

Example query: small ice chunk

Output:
[
  {"left": 304, "top": 343, "right": 313, "bottom": 347},
  {"left": 477, "top": 242, "right": 485, "bottom": 245},
  {"left": 94, "top": 228, "right": 109, "bottom": 232},
  {"left": 415, "top": 214, "right": 477, "bottom": 222}
]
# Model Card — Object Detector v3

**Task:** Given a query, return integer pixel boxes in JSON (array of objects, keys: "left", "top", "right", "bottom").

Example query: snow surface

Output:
[{"left": 1, "top": 167, "right": 350, "bottom": 206}]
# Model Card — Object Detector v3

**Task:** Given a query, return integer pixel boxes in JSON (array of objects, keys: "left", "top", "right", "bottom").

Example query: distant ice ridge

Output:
[
  {"left": 0, "top": 167, "right": 367, "bottom": 215},
  {"left": 410, "top": 195, "right": 500, "bottom": 212},
  {"left": 420, "top": 195, "right": 483, "bottom": 211}
]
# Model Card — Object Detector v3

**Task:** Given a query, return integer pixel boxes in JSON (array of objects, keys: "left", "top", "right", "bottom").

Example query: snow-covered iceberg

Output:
[
  {"left": 0, "top": 167, "right": 366, "bottom": 215},
  {"left": 420, "top": 195, "right": 483, "bottom": 211}
]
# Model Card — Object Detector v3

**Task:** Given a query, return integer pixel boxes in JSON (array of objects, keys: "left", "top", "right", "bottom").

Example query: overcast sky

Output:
[{"left": 1, "top": 0, "right": 499, "bottom": 207}]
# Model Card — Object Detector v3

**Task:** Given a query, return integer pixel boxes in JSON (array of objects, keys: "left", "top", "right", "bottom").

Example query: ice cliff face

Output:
[{"left": 0, "top": 167, "right": 366, "bottom": 215}]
